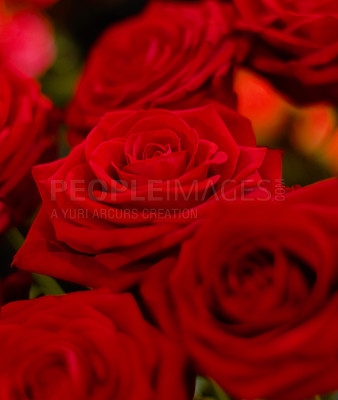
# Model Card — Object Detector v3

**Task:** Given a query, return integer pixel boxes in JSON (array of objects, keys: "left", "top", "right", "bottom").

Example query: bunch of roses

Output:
[{"left": 0, "top": 0, "right": 337, "bottom": 399}]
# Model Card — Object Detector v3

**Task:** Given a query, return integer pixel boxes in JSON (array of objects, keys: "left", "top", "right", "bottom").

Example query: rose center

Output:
[
  {"left": 142, "top": 142, "right": 172, "bottom": 160},
  {"left": 225, "top": 249, "right": 274, "bottom": 295}
]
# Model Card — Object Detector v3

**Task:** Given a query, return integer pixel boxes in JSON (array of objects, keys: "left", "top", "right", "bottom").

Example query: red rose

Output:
[
  {"left": 234, "top": 0, "right": 338, "bottom": 104},
  {"left": 67, "top": 0, "right": 239, "bottom": 145},
  {"left": 142, "top": 178, "right": 338, "bottom": 399},
  {"left": 0, "top": 64, "right": 56, "bottom": 234},
  {"left": 14, "top": 104, "right": 282, "bottom": 290},
  {"left": 0, "top": 8, "right": 56, "bottom": 77},
  {"left": 0, "top": 290, "right": 190, "bottom": 400}
]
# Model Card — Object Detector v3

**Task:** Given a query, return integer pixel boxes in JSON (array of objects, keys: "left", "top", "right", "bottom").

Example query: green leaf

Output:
[
  {"left": 210, "top": 380, "right": 231, "bottom": 400},
  {"left": 194, "top": 377, "right": 231, "bottom": 400},
  {"left": 40, "top": 28, "right": 83, "bottom": 107},
  {"left": 195, "top": 376, "right": 212, "bottom": 397},
  {"left": 32, "top": 273, "right": 65, "bottom": 296},
  {"left": 29, "top": 283, "right": 43, "bottom": 300},
  {"left": 194, "top": 397, "right": 216, "bottom": 400},
  {"left": 5, "top": 227, "right": 25, "bottom": 252}
]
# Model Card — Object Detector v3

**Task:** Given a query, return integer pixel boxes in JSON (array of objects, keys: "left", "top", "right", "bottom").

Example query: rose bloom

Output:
[
  {"left": 0, "top": 8, "right": 56, "bottom": 77},
  {"left": 0, "top": 290, "right": 191, "bottom": 400},
  {"left": 14, "top": 104, "right": 282, "bottom": 290},
  {"left": 142, "top": 178, "right": 338, "bottom": 400},
  {"left": 67, "top": 0, "right": 240, "bottom": 145},
  {"left": 0, "top": 64, "right": 56, "bottom": 234},
  {"left": 234, "top": 0, "right": 338, "bottom": 104}
]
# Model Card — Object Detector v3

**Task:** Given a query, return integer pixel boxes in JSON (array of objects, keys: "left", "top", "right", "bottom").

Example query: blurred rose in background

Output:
[
  {"left": 235, "top": 68, "right": 338, "bottom": 180},
  {"left": 0, "top": 1, "right": 56, "bottom": 76}
]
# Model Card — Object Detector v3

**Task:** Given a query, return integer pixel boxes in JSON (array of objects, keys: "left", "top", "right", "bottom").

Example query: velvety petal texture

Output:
[
  {"left": 67, "top": 0, "right": 239, "bottom": 144},
  {"left": 0, "top": 290, "right": 190, "bottom": 400},
  {"left": 0, "top": 64, "right": 56, "bottom": 234},
  {"left": 14, "top": 104, "right": 282, "bottom": 291},
  {"left": 142, "top": 178, "right": 338, "bottom": 400},
  {"left": 234, "top": 0, "right": 338, "bottom": 104}
]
